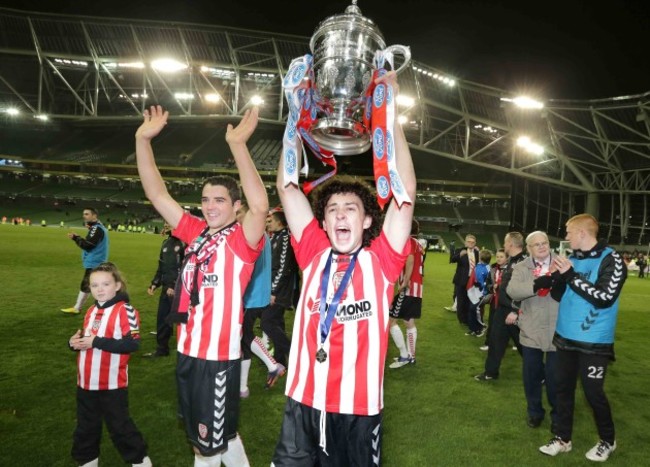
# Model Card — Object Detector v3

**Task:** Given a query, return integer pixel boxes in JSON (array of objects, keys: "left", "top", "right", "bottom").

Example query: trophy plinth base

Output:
[{"left": 310, "top": 118, "right": 371, "bottom": 156}]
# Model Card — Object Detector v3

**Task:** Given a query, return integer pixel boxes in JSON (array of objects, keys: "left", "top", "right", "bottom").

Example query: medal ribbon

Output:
[
  {"left": 365, "top": 50, "right": 411, "bottom": 209},
  {"left": 318, "top": 249, "right": 360, "bottom": 345},
  {"left": 282, "top": 55, "right": 336, "bottom": 196}
]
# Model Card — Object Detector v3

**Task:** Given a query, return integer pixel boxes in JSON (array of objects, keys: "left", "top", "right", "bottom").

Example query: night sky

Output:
[{"left": 2, "top": 0, "right": 648, "bottom": 99}]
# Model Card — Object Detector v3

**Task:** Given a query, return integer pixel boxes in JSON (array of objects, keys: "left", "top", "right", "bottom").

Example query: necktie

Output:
[{"left": 466, "top": 249, "right": 476, "bottom": 290}]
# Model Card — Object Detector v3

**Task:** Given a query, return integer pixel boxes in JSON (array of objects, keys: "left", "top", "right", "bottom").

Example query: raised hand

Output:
[
  {"left": 225, "top": 107, "right": 259, "bottom": 146},
  {"left": 135, "top": 105, "right": 169, "bottom": 141}
]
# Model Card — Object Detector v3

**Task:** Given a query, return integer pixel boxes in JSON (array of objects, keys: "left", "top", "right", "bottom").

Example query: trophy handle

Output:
[{"left": 382, "top": 45, "right": 411, "bottom": 74}]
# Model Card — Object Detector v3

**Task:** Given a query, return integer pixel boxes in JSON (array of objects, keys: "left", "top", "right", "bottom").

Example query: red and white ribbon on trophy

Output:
[
  {"left": 281, "top": 54, "right": 336, "bottom": 195},
  {"left": 281, "top": 52, "right": 411, "bottom": 209}
]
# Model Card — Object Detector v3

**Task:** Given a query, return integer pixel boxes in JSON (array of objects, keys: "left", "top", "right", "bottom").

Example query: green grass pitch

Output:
[{"left": 1, "top": 224, "right": 648, "bottom": 466}]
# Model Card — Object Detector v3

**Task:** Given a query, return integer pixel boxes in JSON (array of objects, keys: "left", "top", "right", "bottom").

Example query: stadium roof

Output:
[{"left": 1, "top": 7, "right": 649, "bottom": 194}]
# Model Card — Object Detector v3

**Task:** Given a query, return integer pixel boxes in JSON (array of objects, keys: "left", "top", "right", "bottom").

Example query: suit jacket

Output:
[{"left": 450, "top": 247, "right": 480, "bottom": 287}]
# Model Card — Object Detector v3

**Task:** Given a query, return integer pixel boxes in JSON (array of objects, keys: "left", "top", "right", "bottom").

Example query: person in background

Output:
[
  {"left": 62, "top": 208, "right": 110, "bottom": 315},
  {"left": 479, "top": 248, "right": 508, "bottom": 351},
  {"left": 389, "top": 219, "right": 427, "bottom": 368},
  {"left": 507, "top": 231, "right": 560, "bottom": 430},
  {"left": 144, "top": 223, "right": 184, "bottom": 358},
  {"left": 450, "top": 234, "right": 480, "bottom": 328},
  {"left": 475, "top": 232, "right": 526, "bottom": 381},
  {"left": 635, "top": 253, "right": 646, "bottom": 278},
  {"left": 465, "top": 249, "right": 491, "bottom": 337},
  {"left": 539, "top": 214, "right": 627, "bottom": 462},
  {"left": 237, "top": 204, "right": 284, "bottom": 398},
  {"left": 260, "top": 210, "right": 297, "bottom": 385},
  {"left": 68, "top": 262, "right": 151, "bottom": 467}
]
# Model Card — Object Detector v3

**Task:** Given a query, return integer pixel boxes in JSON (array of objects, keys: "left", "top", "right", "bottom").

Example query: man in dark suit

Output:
[{"left": 450, "top": 234, "right": 480, "bottom": 328}]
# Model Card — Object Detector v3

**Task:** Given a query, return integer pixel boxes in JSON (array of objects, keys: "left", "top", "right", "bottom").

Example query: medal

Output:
[
  {"left": 315, "top": 347, "right": 328, "bottom": 363},
  {"left": 317, "top": 249, "right": 360, "bottom": 365}
]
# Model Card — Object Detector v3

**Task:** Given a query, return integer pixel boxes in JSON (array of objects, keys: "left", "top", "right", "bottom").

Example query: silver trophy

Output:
[{"left": 309, "top": 0, "right": 411, "bottom": 155}]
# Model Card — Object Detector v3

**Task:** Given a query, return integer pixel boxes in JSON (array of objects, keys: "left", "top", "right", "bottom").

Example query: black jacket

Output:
[
  {"left": 270, "top": 228, "right": 298, "bottom": 308},
  {"left": 151, "top": 235, "right": 185, "bottom": 290},
  {"left": 497, "top": 250, "right": 527, "bottom": 312},
  {"left": 450, "top": 246, "right": 480, "bottom": 287}
]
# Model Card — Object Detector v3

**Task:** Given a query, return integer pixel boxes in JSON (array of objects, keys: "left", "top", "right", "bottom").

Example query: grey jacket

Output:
[{"left": 506, "top": 254, "right": 559, "bottom": 352}]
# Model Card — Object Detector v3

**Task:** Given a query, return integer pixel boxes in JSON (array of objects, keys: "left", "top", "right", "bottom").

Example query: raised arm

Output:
[
  {"left": 135, "top": 106, "right": 184, "bottom": 228},
  {"left": 226, "top": 107, "right": 269, "bottom": 248},
  {"left": 380, "top": 72, "right": 416, "bottom": 253},
  {"left": 276, "top": 150, "right": 314, "bottom": 243}
]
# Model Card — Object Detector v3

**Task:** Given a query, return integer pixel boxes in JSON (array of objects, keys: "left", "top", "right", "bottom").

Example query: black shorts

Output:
[
  {"left": 272, "top": 398, "right": 382, "bottom": 467},
  {"left": 80, "top": 268, "right": 93, "bottom": 293},
  {"left": 176, "top": 354, "right": 241, "bottom": 456},
  {"left": 390, "top": 294, "right": 422, "bottom": 320}
]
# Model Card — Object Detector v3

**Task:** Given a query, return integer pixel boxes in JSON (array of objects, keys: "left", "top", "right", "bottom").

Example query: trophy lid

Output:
[{"left": 309, "top": 1, "right": 385, "bottom": 53}]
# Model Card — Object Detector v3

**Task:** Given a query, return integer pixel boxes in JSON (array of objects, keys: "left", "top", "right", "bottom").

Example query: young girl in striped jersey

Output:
[{"left": 68, "top": 262, "right": 152, "bottom": 467}]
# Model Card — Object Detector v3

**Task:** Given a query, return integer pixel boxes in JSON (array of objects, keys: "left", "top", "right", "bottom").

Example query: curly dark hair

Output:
[{"left": 311, "top": 176, "right": 382, "bottom": 248}]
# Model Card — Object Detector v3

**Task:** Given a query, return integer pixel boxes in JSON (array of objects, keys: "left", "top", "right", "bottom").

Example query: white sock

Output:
[
  {"left": 74, "top": 291, "right": 89, "bottom": 310},
  {"left": 390, "top": 324, "right": 409, "bottom": 358},
  {"left": 194, "top": 453, "right": 221, "bottom": 467},
  {"left": 240, "top": 359, "right": 251, "bottom": 393},
  {"left": 80, "top": 459, "right": 98, "bottom": 467},
  {"left": 221, "top": 435, "right": 250, "bottom": 467},
  {"left": 406, "top": 327, "right": 418, "bottom": 359},
  {"left": 251, "top": 336, "right": 277, "bottom": 371}
]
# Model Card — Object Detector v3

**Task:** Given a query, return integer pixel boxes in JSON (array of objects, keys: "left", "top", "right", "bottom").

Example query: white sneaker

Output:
[
  {"left": 539, "top": 436, "right": 572, "bottom": 456},
  {"left": 585, "top": 440, "right": 616, "bottom": 462},
  {"left": 479, "top": 345, "right": 489, "bottom": 351},
  {"left": 443, "top": 306, "right": 456, "bottom": 312},
  {"left": 80, "top": 459, "right": 98, "bottom": 467},
  {"left": 389, "top": 356, "right": 415, "bottom": 368},
  {"left": 133, "top": 456, "right": 152, "bottom": 467}
]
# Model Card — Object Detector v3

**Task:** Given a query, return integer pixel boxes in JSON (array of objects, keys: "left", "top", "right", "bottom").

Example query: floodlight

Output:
[
  {"left": 513, "top": 96, "right": 544, "bottom": 109},
  {"left": 151, "top": 59, "right": 188, "bottom": 73},
  {"left": 35, "top": 114, "right": 49, "bottom": 121},
  {"left": 396, "top": 95, "right": 415, "bottom": 107},
  {"left": 517, "top": 136, "right": 544, "bottom": 155},
  {"left": 397, "top": 115, "right": 408, "bottom": 125},
  {"left": 205, "top": 93, "right": 220, "bottom": 103},
  {"left": 6, "top": 108, "right": 19, "bottom": 116},
  {"left": 250, "top": 95, "right": 264, "bottom": 106},
  {"left": 174, "top": 93, "right": 194, "bottom": 100},
  {"left": 501, "top": 96, "right": 544, "bottom": 109}
]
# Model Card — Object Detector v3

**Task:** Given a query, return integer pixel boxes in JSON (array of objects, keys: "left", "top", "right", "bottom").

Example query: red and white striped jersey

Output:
[
  {"left": 403, "top": 237, "right": 425, "bottom": 298},
  {"left": 286, "top": 219, "right": 407, "bottom": 416},
  {"left": 173, "top": 213, "right": 262, "bottom": 361},
  {"left": 78, "top": 301, "right": 140, "bottom": 390}
]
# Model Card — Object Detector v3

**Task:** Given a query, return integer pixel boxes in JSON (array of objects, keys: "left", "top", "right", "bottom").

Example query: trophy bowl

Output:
[{"left": 309, "top": 1, "right": 410, "bottom": 155}]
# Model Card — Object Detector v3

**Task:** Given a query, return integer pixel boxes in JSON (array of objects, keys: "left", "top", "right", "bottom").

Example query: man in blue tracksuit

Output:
[
  {"left": 539, "top": 214, "right": 626, "bottom": 462},
  {"left": 61, "top": 207, "right": 109, "bottom": 314}
]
